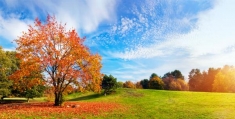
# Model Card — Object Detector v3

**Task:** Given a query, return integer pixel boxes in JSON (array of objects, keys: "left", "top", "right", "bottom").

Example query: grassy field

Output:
[{"left": 1, "top": 88, "right": 235, "bottom": 119}]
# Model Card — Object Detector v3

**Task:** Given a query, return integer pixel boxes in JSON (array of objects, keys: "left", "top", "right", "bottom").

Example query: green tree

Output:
[
  {"left": 171, "top": 70, "right": 184, "bottom": 80},
  {"left": 101, "top": 75, "right": 117, "bottom": 95},
  {"left": 140, "top": 79, "right": 149, "bottom": 89},
  {"left": 5, "top": 51, "right": 20, "bottom": 74},
  {"left": 150, "top": 73, "right": 158, "bottom": 79},
  {"left": 163, "top": 70, "right": 184, "bottom": 80},
  {"left": 0, "top": 47, "right": 12, "bottom": 99},
  {"left": 116, "top": 81, "right": 123, "bottom": 88}
]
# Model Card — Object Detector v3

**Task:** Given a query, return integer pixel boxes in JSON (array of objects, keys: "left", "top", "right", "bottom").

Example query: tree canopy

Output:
[
  {"left": 101, "top": 74, "right": 117, "bottom": 95},
  {"left": 13, "top": 15, "right": 103, "bottom": 106},
  {"left": 149, "top": 73, "right": 164, "bottom": 90},
  {"left": 0, "top": 47, "right": 12, "bottom": 98}
]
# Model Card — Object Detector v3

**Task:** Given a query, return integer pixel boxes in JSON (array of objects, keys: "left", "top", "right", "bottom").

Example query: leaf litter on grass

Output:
[{"left": 0, "top": 102, "right": 127, "bottom": 118}]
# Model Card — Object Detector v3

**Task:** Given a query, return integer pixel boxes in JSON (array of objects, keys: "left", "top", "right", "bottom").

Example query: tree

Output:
[
  {"left": 169, "top": 79, "right": 188, "bottom": 91},
  {"left": 140, "top": 79, "right": 149, "bottom": 89},
  {"left": 101, "top": 75, "right": 117, "bottom": 95},
  {"left": 201, "top": 68, "right": 220, "bottom": 92},
  {"left": 162, "top": 70, "right": 187, "bottom": 90},
  {"left": 171, "top": 70, "right": 184, "bottom": 80},
  {"left": 188, "top": 69, "right": 203, "bottom": 91},
  {"left": 123, "top": 81, "right": 135, "bottom": 88},
  {"left": 14, "top": 15, "right": 102, "bottom": 106},
  {"left": 188, "top": 68, "right": 220, "bottom": 92},
  {"left": 9, "top": 60, "right": 46, "bottom": 101},
  {"left": 213, "top": 65, "right": 235, "bottom": 92},
  {"left": 150, "top": 73, "right": 158, "bottom": 79},
  {"left": 5, "top": 51, "right": 20, "bottom": 74},
  {"left": 116, "top": 81, "right": 123, "bottom": 88},
  {"left": 17, "top": 85, "right": 46, "bottom": 102},
  {"left": 149, "top": 73, "right": 164, "bottom": 90},
  {"left": 163, "top": 70, "right": 184, "bottom": 80},
  {"left": 135, "top": 81, "right": 143, "bottom": 89},
  {"left": 162, "top": 72, "right": 175, "bottom": 90},
  {"left": 0, "top": 47, "right": 12, "bottom": 99}
]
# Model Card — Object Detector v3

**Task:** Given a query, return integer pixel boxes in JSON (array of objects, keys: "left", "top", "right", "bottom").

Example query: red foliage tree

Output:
[{"left": 14, "top": 15, "right": 102, "bottom": 106}]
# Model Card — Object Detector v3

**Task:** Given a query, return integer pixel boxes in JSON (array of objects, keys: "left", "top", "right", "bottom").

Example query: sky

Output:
[{"left": 0, "top": 0, "right": 235, "bottom": 82}]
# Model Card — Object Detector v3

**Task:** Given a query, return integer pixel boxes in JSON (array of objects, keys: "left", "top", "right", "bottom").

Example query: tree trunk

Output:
[{"left": 54, "top": 92, "right": 63, "bottom": 106}]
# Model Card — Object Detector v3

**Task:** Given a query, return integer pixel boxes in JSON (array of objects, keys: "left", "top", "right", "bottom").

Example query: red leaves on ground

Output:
[{"left": 0, "top": 102, "right": 125, "bottom": 118}]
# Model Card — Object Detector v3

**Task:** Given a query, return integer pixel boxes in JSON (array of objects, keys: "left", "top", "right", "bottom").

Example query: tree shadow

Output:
[{"left": 68, "top": 94, "right": 102, "bottom": 101}]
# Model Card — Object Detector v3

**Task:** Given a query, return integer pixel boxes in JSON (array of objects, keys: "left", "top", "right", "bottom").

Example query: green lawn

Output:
[
  {"left": 63, "top": 88, "right": 235, "bottom": 119},
  {"left": 2, "top": 89, "right": 235, "bottom": 119}
]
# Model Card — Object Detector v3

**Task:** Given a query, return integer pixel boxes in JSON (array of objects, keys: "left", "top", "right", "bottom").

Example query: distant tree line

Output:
[
  {"left": 135, "top": 70, "right": 188, "bottom": 91},
  {"left": 188, "top": 65, "right": 235, "bottom": 92},
  {"left": 107, "top": 66, "right": 235, "bottom": 93}
]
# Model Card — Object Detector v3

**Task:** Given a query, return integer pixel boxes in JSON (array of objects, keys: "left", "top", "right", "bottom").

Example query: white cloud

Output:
[
  {"left": 54, "top": 0, "right": 117, "bottom": 34},
  {"left": 0, "top": 0, "right": 117, "bottom": 44},
  {"left": 0, "top": 13, "right": 32, "bottom": 42}
]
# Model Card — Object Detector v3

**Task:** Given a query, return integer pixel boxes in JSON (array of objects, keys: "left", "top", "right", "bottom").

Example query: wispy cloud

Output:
[{"left": 111, "top": 0, "right": 235, "bottom": 59}]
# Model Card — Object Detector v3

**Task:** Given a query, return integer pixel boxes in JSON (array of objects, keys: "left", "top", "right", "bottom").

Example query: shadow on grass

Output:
[{"left": 68, "top": 93, "right": 103, "bottom": 101}]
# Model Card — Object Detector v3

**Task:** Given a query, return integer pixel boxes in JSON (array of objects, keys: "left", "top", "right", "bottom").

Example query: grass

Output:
[
  {"left": 118, "top": 89, "right": 235, "bottom": 119},
  {"left": 64, "top": 88, "right": 235, "bottom": 118},
  {"left": 1, "top": 88, "right": 235, "bottom": 119}
]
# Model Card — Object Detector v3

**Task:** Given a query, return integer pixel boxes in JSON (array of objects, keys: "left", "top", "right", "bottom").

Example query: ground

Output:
[{"left": 1, "top": 88, "right": 235, "bottom": 119}]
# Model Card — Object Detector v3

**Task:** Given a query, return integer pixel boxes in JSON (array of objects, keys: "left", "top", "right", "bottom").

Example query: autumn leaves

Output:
[{"left": 11, "top": 15, "right": 103, "bottom": 106}]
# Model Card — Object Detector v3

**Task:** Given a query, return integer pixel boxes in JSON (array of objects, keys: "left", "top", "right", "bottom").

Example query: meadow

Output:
[{"left": 1, "top": 88, "right": 235, "bottom": 119}]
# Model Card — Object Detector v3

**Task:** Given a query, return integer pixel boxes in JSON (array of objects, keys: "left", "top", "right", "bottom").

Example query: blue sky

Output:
[{"left": 0, "top": 0, "right": 235, "bottom": 82}]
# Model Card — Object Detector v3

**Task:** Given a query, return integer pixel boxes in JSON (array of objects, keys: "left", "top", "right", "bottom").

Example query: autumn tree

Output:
[
  {"left": 201, "top": 68, "right": 220, "bottom": 92},
  {"left": 148, "top": 73, "right": 164, "bottom": 90},
  {"left": 9, "top": 60, "right": 45, "bottom": 101},
  {"left": 162, "top": 70, "right": 188, "bottom": 90},
  {"left": 213, "top": 65, "right": 235, "bottom": 92},
  {"left": 123, "top": 81, "right": 135, "bottom": 88},
  {"left": 188, "top": 68, "right": 220, "bottom": 92},
  {"left": 14, "top": 15, "right": 102, "bottom": 106},
  {"left": 168, "top": 79, "right": 188, "bottom": 91},
  {"left": 162, "top": 72, "right": 175, "bottom": 90},
  {"left": 135, "top": 81, "right": 143, "bottom": 89}
]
